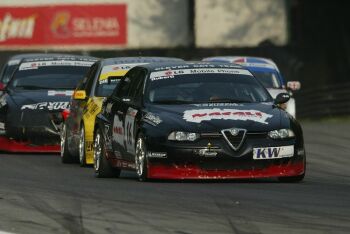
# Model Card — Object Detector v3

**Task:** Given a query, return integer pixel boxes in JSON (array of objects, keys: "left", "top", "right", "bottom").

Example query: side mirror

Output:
[
  {"left": 274, "top": 93, "right": 290, "bottom": 105},
  {"left": 0, "top": 82, "right": 6, "bottom": 91},
  {"left": 287, "top": 81, "right": 301, "bottom": 91},
  {"left": 73, "top": 90, "right": 87, "bottom": 100}
]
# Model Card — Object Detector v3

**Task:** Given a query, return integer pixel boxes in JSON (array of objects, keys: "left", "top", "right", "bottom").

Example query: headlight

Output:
[
  {"left": 268, "top": 129, "right": 295, "bottom": 139},
  {"left": 143, "top": 112, "right": 162, "bottom": 126},
  {"left": 168, "top": 131, "right": 200, "bottom": 141}
]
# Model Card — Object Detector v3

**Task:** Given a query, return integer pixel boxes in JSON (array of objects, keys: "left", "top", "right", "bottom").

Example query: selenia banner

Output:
[{"left": 0, "top": 4, "right": 127, "bottom": 49}]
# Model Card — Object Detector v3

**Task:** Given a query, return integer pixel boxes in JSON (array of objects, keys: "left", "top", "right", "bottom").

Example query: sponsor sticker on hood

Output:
[
  {"left": 21, "top": 102, "right": 69, "bottom": 110},
  {"left": 183, "top": 108, "right": 273, "bottom": 124},
  {"left": 48, "top": 90, "right": 74, "bottom": 96}
]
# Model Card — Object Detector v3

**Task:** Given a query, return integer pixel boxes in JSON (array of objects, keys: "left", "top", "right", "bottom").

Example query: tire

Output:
[
  {"left": 278, "top": 173, "right": 305, "bottom": 183},
  {"left": 61, "top": 124, "right": 76, "bottom": 164},
  {"left": 135, "top": 134, "right": 148, "bottom": 182},
  {"left": 93, "top": 128, "right": 120, "bottom": 178},
  {"left": 79, "top": 124, "right": 87, "bottom": 167}
]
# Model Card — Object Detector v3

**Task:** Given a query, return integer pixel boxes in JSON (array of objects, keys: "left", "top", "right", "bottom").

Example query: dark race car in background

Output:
[
  {"left": 0, "top": 55, "right": 97, "bottom": 153},
  {"left": 0, "top": 53, "right": 73, "bottom": 89},
  {"left": 203, "top": 56, "right": 301, "bottom": 118},
  {"left": 94, "top": 62, "right": 306, "bottom": 182}
]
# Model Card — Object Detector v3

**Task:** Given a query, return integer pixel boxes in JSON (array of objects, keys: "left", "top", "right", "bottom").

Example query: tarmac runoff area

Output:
[{"left": 0, "top": 122, "right": 349, "bottom": 234}]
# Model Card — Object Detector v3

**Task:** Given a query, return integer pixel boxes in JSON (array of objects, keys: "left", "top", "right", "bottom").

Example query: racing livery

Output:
[
  {"left": 61, "top": 57, "right": 183, "bottom": 165},
  {"left": 94, "top": 62, "right": 306, "bottom": 181},
  {"left": 202, "top": 56, "right": 301, "bottom": 118},
  {"left": 0, "top": 55, "right": 97, "bottom": 152}
]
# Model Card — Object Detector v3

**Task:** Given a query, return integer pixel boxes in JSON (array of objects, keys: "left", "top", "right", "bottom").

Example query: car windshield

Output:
[
  {"left": 9, "top": 65, "right": 90, "bottom": 90},
  {"left": 0, "top": 64, "right": 18, "bottom": 84},
  {"left": 95, "top": 76, "right": 121, "bottom": 97},
  {"left": 146, "top": 70, "right": 272, "bottom": 104},
  {"left": 250, "top": 71, "right": 282, "bottom": 89}
]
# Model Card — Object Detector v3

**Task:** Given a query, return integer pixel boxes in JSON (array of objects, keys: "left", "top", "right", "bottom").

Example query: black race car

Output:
[
  {"left": 0, "top": 53, "right": 72, "bottom": 87},
  {"left": 0, "top": 54, "right": 97, "bottom": 152},
  {"left": 94, "top": 62, "right": 306, "bottom": 181}
]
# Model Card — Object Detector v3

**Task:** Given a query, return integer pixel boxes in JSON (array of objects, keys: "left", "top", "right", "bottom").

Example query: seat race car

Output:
[
  {"left": 0, "top": 54, "right": 97, "bottom": 153},
  {"left": 61, "top": 57, "right": 183, "bottom": 165},
  {"left": 202, "top": 56, "right": 301, "bottom": 118},
  {"left": 93, "top": 61, "right": 306, "bottom": 182}
]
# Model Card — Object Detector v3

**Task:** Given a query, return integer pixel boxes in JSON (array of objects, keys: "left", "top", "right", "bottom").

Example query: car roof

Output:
[
  {"left": 9, "top": 53, "right": 70, "bottom": 60},
  {"left": 100, "top": 57, "right": 184, "bottom": 66},
  {"left": 203, "top": 56, "right": 279, "bottom": 71},
  {"left": 21, "top": 54, "right": 98, "bottom": 63},
  {"left": 136, "top": 61, "right": 245, "bottom": 71}
]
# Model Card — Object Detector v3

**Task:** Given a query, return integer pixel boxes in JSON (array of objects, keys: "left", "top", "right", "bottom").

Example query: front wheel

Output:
[
  {"left": 93, "top": 128, "right": 120, "bottom": 178},
  {"left": 61, "top": 124, "right": 76, "bottom": 163},
  {"left": 135, "top": 134, "right": 148, "bottom": 181},
  {"left": 79, "top": 124, "right": 87, "bottom": 167}
]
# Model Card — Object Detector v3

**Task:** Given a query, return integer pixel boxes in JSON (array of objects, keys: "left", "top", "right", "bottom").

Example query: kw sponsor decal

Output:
[
  {"left": 183, "top": 109, "right": 272, "bottom": 124},
  {"left": 21, "top": 102, "right": 69, "bottom": 110},
  {"left": 0, "top": 13, "right": 36, "bottom": 42},
  {"left": 253, "top": 145, "right": 294, "bottom": 160}
]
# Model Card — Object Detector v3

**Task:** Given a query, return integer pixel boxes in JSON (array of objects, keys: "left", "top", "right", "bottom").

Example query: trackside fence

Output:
[{"left": 295, "top": 82, "right": 350, "bottom": 118}]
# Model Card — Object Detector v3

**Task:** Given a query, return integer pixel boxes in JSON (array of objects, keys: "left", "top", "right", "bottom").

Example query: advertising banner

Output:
[{"left": 0, "top": 4, "right": 127, "bottom": 49}]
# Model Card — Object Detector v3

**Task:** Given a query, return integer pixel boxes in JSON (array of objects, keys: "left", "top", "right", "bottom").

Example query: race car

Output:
[
  {"left": 0, "top": 55, "right": 97, "bottom": 153},
  {"left": 0, "top": 53, "right": 69, "bottom": 92},
  {"left": 61, "top": 57, "right": 184, "bottom": 165},
  {"left": 202, "top": 56, "right": 301, "bottom": 118},
  {"left": 93, "top": 61, "right": 306, "bottom": 182}
]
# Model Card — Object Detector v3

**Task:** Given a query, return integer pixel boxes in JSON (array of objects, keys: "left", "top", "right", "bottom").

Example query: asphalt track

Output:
[{"left": 0, "top": 122, "right": 349, "bottom": 234}]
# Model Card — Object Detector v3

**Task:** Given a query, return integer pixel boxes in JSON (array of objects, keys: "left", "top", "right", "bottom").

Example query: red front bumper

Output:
[
  {"left": 0, "top": 136, "right": 60, "bottom": 153},
  {"left": 148, "top": 161, "right": 305, "bottom": 180}
]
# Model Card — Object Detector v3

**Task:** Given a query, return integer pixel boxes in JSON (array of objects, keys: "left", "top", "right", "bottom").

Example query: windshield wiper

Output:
[
  {"left": 207, "top": 98, "right": 252, "bottom": 103},
  {"left": 153, "top": 99, "right": 194, "bottom": 104}
]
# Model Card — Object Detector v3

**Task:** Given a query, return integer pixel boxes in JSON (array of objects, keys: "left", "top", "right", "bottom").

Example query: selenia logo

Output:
[
  {"left": 183, "top": 109, "right": 273, "bottom": 124},
  {"left": 0, "top": 13, "right": 36, "bottom": 42},
  {"left": 50, "top": 12, "right": 71, "bottom": 38}
]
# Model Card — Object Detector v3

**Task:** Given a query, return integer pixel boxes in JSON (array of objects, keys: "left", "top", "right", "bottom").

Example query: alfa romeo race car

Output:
[
  {"left": 61, "top": 57, "right": 183, "bottom": 165},
  {"left": 93, "top": 62, "right": 306, "bottom": 181},
  {"left": 0, "top": 53, "right": 69, "bottom": 92},
  {"left": 0, "top": 55, "right": 97, "bottom": 152},
  {"left": 203, "top": 56, "right": 301, "bottom": 118}
]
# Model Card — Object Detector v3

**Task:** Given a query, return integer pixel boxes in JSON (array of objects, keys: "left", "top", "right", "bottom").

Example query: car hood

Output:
[
  {"left": 146, "top": 102, "right": 290, "bottom": 132},
  {"left": 7, "top": 90, "right": 73, "bottom": 111}
]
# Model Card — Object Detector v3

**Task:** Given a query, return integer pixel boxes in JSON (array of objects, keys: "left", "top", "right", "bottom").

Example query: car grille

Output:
[
  {"left": 200, "top": 131, "right": 267, "bottom": 151},
  {"left": 221, "top": 128, "right": 246, "bottom": 151}
]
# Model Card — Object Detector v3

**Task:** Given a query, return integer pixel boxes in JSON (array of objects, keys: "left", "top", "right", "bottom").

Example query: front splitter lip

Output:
[
  {"left": 0, "top": 136, "right": 60, "bottom": 153},
  {"left": 147, "top": 161, "right": 305, "bottom": 180}
]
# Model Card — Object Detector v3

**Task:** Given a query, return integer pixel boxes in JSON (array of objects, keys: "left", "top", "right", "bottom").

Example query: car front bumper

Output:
[{"left": 145, "top": 133, "right": 305, "bottom": 179}]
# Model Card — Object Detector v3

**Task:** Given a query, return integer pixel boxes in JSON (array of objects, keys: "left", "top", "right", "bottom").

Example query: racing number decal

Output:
[
  {"left": 113, "top": 115, "right": 124, "bottom": 146},
  {"left": 124, "top": 107, "right": 138, "bottom": 154},
  {"left": 112, "top": 107, "right": 138, "bottom": 154}
]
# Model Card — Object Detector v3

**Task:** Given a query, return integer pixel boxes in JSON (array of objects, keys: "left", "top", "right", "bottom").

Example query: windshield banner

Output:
[{"left": 0, "top": 4, "right": 127, "bottom": 50}]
